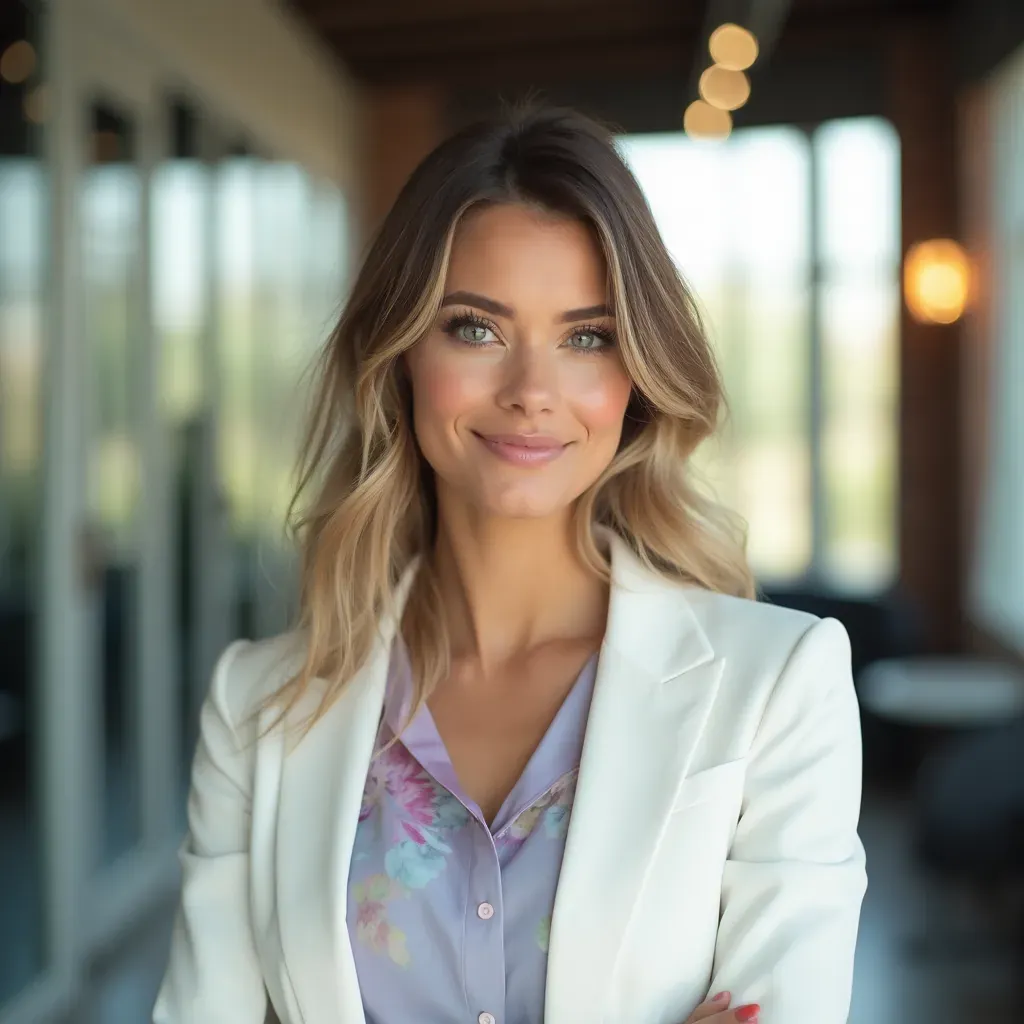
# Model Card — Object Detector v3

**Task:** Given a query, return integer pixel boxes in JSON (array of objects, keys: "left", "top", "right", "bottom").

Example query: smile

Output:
[{"left": 473, "top": 432, "right": 569, "bottom": 465}]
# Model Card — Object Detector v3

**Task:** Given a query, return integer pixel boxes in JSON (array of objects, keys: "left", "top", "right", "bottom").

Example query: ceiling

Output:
[{"left": 290, "top": 0, "right": 953, "bottom": 85}]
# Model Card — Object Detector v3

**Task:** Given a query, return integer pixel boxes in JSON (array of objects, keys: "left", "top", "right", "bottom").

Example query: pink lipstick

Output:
[{"left": 474, "top": 432, "right": 568, "bottom": 465}]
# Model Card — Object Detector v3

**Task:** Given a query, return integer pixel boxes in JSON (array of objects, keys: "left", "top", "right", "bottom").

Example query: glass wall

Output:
[
  {"left": 81, "top": 100, "right": 146, "bottom": 867},
  {"left": 0, "top": 2, "right": 356, "bottom": 1018},
  {"left": 152, "top": 98, "right": 209, "bottom": 790},
  {"left": 0, "top": 0, "right": 48, "bottom": 1003},
  {"left": 970, "top": 45, "right": 1024, "bottom": 650},
  {"left": 215, "top": 146, "right": 260, "bottom": 643},
  {"left": 815, "top": 120, "right": 900, "bottom": 587},
  {"left": 217, "top": 152, "right": 349, "bottom": 646},
  {"left": 621, "top": 117, "right": 900, "bottom": 593}
]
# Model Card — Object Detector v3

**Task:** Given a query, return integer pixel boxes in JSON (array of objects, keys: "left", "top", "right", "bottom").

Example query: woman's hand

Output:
[{"left": 682, "top": 991, "right": 760, "bottom": 1024}]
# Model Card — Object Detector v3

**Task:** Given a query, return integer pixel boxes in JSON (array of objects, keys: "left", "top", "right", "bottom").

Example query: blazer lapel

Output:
[
  {"left": 272, "top": 565, "right": 421, "bottom": 1024},
  {"left": 274, "top": 641, "right": 388, "bottom": 1024},
  {"left": 545, "top": 537, "right": 723, "bottom": 1023}
]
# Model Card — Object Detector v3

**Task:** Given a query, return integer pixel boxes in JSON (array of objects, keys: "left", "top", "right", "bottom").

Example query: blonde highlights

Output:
[{"left": 275, "top": 107, "right": 754, "bottom": 730}]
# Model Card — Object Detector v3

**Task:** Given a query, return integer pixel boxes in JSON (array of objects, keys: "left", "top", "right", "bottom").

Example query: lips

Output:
[
  {"left": 473, "top": 432, "right": 569, "bottom": 465},
  {"left": 479, "top": 433, "right": 565, "bottom": 448}
]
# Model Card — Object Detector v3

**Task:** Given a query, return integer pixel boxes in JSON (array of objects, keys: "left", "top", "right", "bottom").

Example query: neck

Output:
[{"left": 431, "top": 496, "right": 608, "bottom": 672}]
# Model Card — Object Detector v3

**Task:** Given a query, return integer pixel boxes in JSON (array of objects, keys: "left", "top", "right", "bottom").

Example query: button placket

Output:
[{"left": 463, "top": 825, "right": 506, "bottom": 1024}]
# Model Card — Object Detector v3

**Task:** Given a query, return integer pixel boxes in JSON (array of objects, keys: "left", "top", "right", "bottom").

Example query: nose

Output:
[{"left": 495, "top": 344, "right": 557, "bottom": 417}]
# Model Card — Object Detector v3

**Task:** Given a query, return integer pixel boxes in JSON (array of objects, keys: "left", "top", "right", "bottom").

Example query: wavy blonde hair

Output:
[{"left": 276, "top": 106, "right": 753, "bottom": 728}]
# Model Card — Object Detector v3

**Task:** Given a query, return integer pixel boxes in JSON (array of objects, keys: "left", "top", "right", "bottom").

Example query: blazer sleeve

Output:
[
  {"left": 153, "top": 640, "right": 268, "bottom": 1024},
  {"left": 708, "top": 616, "right": 868, "bottom": 1023}
]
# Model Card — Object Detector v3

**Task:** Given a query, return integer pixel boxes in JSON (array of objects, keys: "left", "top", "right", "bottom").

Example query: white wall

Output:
[{"left": 89, "top": 0, "right": 364, "bottom": 193}]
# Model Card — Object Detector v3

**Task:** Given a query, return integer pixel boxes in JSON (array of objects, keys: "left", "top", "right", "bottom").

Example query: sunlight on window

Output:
[
  {"left": 82, "top": 159, "right": 142, "bottom": 552},
  {"left": 153, "top": 160, "right": 207, "bottom": 422},
  {"left": 620, "top": 127, "right": 813, "bottom": 583},
  {"left": 0, "top": 160, "right": 45, "bottom": 596},
  {"left": 970, "top": 49, "right": 1024, "bottom": 651},
  {"left": 252, "top": 162, "right": 313, "bottom": 537},
  {"left": 211, "top": 157, "right": 349, "bottom": 635},
  {"left": 620, "top": 118, "right": 900, "bottom": 592},
  {"left": 215, "top": 157, "right": 259, "bottom": 536},
  {"left": 816, "top": 119, "right": 900, "bottom": 590}
]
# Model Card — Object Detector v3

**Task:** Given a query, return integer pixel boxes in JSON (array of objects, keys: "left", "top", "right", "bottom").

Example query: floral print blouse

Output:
[{"left": 347, "top": 640, "right": 599, "bottom": 1024}]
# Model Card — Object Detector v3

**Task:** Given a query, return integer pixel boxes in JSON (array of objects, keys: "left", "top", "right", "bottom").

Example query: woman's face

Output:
[{"left": 405, "top": 203, "right": 633, "bottom": 521}]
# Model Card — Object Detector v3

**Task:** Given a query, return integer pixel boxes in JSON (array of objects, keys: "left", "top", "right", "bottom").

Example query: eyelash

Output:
[{"left": 440, "top": 310, "right": 617, "bottom": 354}]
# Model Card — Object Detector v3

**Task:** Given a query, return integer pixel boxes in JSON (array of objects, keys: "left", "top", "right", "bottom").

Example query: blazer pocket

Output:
[{"left": 671, "top": 759, "right": 746, "bottom": 813}]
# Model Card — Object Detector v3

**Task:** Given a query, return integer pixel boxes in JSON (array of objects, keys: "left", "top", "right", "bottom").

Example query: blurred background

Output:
[{"left": 0, "top": 0, "right": 1022, "bottom": 1021}]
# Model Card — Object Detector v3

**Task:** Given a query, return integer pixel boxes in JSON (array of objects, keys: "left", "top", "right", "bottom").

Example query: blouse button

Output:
[
  {"left": 477, "top": 902, "right": 495, "bottom": 920},
  {"left": 478, "top": 1014, "right": 496, "bottom": 1024}
]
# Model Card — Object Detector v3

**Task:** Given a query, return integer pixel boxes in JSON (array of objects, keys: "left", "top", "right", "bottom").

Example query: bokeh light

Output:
[
  {"left": 709, "top": 23, "right": 759, "bottom": 71},
  {"left": 699, "top": 66, "right": 752, "bottom": 111},
  {"left": 684, "top": 100, "right": 733, "bottom": 141},
  {"left": 0, "top": 40, "right": 36, "bottom": 84},
  {"left": 903, "top": 239, "right": 971, "bottom": 324}
]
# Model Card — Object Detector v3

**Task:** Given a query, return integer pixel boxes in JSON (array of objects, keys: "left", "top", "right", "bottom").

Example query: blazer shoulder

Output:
[
  {"left": 211, "top": 631, "right": 307, "bottom": 735},
  {"left": 683, "top": 586, "right": 820, "bottom": 644},
  {"left": 679, "top": 587, "right": 851, "bottom": 682}
]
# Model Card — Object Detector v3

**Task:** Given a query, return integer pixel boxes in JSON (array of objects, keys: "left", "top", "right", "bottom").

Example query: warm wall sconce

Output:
[{"left": 903, "top": 238, "right": 971, "bottom": 325}]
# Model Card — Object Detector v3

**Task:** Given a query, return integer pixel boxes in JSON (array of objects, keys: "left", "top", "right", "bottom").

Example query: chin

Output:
[{"left": 478, "top": 484, "right": 571, "bottom": 520}]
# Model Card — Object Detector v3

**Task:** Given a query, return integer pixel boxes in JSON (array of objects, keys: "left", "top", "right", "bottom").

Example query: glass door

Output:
[
  {"left": 74, "top": 18, "right": 181, "bottom": 953},
  {"left": 0, "top": 0, "right": 75, "bottom": 1019},
  {"left": 153, "top": 99, "right": 237, "bottom": 812},
  {"left": 82, "top": 98, "right": 145, "bottom": 869}
]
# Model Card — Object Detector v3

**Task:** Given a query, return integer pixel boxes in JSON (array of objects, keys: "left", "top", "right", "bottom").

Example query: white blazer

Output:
[{"left": 154, "top": 535, "right": 867, "bottom": 1024}]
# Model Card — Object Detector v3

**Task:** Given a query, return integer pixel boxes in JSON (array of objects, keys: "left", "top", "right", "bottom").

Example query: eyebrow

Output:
[{"left": 441, "top": 291, "right": 612, "bottom": 323}]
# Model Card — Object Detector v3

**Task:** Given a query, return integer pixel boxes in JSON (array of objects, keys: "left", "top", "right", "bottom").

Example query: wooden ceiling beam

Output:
[
  {"left": 296, "top": 0, "right": 682, "bottom": 32},
  {"left": 343, "top": 34, "right": 695, "bottom": 85},
  {"left": 321, "top": 8, "right": 698, "bottom": 62},
  {"left": 301, "top": 0, "right": 951, "bottom": 85}
]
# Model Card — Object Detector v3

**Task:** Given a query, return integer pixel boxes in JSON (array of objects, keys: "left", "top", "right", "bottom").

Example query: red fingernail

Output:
[
  {"left": 735, "top": 1006, "right": 760, "bottom": 1022},
  {"left": 712, "top": 991, "right": 730, "bottom": 1003}
]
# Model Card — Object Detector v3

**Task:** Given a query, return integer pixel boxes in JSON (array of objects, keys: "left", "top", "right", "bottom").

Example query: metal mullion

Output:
[{"left": 807, "top": 125, "right": 827, "bottom": 584}]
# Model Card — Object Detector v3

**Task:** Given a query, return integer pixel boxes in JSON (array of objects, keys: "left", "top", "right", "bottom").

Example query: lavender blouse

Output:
[{"left": 346, "top": 641, "right": 599, "bottom": 1024}]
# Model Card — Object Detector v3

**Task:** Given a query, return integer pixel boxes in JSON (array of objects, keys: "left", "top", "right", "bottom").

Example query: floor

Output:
[
  {"left": 67, "top": 789, "right": 1019, "bottom": 1024},
  {"left": 0, "top": 783, "right": 46, "bottom": 1007},
  {"left": 848, "top": 793, "right": 1017, "bottom": 1024},
  {"left": 0, "top": 740, "right": 152, "bottom": 1007}
]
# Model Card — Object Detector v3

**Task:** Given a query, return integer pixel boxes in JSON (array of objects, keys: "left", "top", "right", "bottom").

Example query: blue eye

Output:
[
  {"left": 442, "top": 312, "right": 499, "bottom": 346},
  {"left": 456, "top": 323, "right": 495, "bottom": 344},
  {"left": 568, "top": 328, "right": 613, "bottom": 352}
]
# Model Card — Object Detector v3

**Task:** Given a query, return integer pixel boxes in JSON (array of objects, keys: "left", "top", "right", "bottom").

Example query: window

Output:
[
  {"left": 0, "top": 8, "right": 48, "bottom": 999},
  {"left": 969, "top": 45, "right": 1024, "bottom": 652},
  {"left": 620, "top": 118, "right": 900, "bottom": 593}
]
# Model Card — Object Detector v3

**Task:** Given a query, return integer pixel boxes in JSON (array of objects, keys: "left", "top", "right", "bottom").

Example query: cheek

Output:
[
  {"left": 407, "top": 341, "right": 493, "bottom": 434},
  {"left": 565, "top": 362, "right": 633, "bottom": 436}
]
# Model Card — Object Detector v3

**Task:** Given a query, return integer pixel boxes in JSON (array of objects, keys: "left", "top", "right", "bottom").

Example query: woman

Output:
[{"left": 155, "top": 107, "right": 866, "bottom": 1024}]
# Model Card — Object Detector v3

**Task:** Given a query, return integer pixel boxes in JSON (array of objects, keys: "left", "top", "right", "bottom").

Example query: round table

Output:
[{"left": 859, "top": 657, "right": 1024, "bottom": 728}]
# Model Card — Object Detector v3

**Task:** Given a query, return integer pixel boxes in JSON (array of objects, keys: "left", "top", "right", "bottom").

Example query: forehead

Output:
[{"left": 445, "top": 203, "right": 608, "bottom": 306}]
